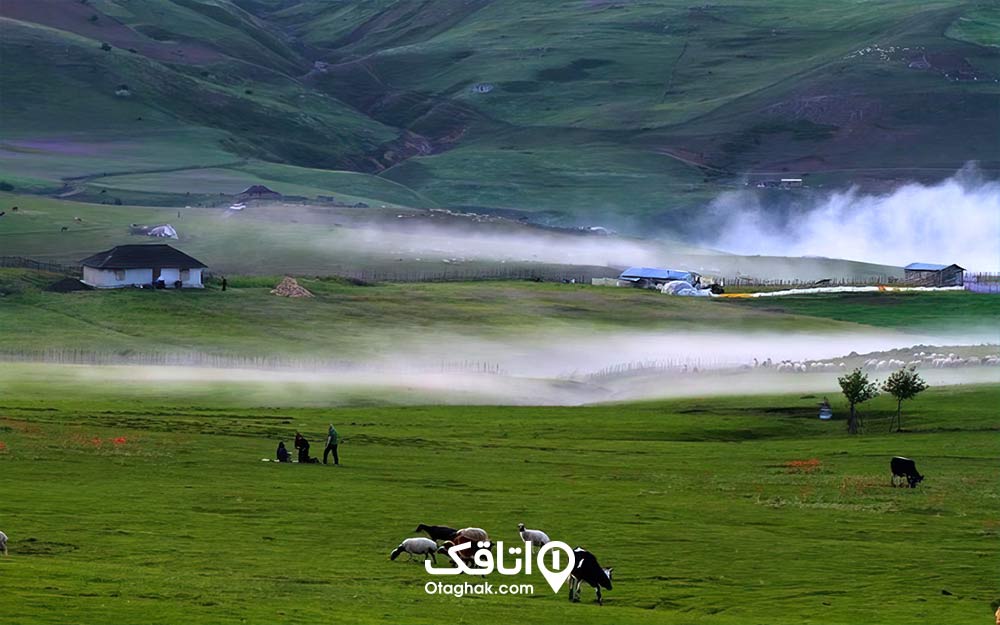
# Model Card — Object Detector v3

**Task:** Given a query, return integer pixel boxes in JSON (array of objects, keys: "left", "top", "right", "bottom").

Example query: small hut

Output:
[{"left": 237, "top": 184, "right": 281, "bottom": 201}]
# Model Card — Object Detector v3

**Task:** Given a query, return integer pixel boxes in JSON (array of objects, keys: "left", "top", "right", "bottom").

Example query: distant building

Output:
[
  {"left": 904, "top": 262, "right": 965, "bottom": 286},
  {"left": 780, "top": 178, "right": 803, "bottom": 188},
  {"left": 237, "top": 184, "right": 281, "bottom": 201},
  {"left": 80, "top": 244, "right": 206, "bottom": 289},
  {"left": 618, "top": 267, "right": 699, "bottom": 288}
]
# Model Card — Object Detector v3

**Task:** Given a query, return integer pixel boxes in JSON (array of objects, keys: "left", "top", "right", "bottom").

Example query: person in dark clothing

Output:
[
  {"left": 294, "top": 432, "right": 317, "bottom": 463},
  {"left": 276, "top": 441, "right": 290, "bottom": 463},
  {"left": 323, "top": 423, "right": 340, "bottom": 465},
  {"left": 221, "top": 277, "right": 228, "bottom": 291}
]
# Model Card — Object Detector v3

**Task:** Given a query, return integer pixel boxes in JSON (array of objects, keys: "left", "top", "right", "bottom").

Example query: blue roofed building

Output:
[
  {"left": 904, "top": 263, "right": 964, "bottom": 286},
  {"left": 618, "top": 266, "right": 699, "bottom": 288}
]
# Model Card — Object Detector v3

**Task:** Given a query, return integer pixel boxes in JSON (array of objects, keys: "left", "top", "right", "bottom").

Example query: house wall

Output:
[
  {"left": 155, "top": 267, "right": 204, "bottom": 288},
  {"left": 82, "top": 267, "right": 204, "bottom": 288},
  {"left": 82, "top": 267, "right": 153, "bottom": 288},
  {"left": 182, "top": 268, "right": 203, "bottom": 288}
]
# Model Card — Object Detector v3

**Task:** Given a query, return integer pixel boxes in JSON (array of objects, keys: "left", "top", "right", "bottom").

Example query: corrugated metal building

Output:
[
  {"left": 903, "top": 263, "right": 965, "bottom": 286},
  {"left": 618, "top": 267, "right": 699, "bottom": 288}
]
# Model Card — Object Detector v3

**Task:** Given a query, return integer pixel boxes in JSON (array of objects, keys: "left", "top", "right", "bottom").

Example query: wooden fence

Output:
[
  {"left": 324, "top": 264, "right": 617, "bottom": 284},
  {"left": 583, "top": 358, "right": 737, "bottom": 380},
  {"left": 0, "top": 256, "right": 81, "bottom": 276},
  {"left": 0, "top": 349, "right": 505, "bottom": 375},
  {"left": 964, "top": 272, "right": 1000, "bottom": 294},
  {"left": 721, "top": 275, "right": 898, "bottom": 288}
]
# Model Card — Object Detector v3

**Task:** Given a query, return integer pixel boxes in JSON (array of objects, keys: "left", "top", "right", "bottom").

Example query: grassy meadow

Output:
[
  {"left": 8, "top": 267, "right": 997, "bottom": 360},
  {"left": 0, "top": 383, "right": 997, "bottom": 624},
  {"left": 0, "top": 193, "right": 904, "bottom": 280}
]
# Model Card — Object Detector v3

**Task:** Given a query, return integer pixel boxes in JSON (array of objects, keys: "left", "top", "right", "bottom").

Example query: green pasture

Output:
[
  {"left": 2, "top": 265, "right": 998, "bottom": 359},
  {"left": 0, "top": 194, "right": 452, "bottom": 275},
  {"left": 0, "top": 382, "right": 996, "bottom": 624},
  {"left": 0, "top": 194, "right": 904, "bottom": 280},
  {"left": 0, "top": 268, "right": 874, "bottom": 358},
  {"left": 946, "top": 5, "right": 1000, "bottom": 48},
  {"left": 736, "top": 292, "right": 1000, "bottom": 333}
]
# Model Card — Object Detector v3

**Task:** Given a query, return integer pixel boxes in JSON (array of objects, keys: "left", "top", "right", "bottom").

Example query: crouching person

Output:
[{"left": 276, "top": 441, "right": 290, "bottom": 463}]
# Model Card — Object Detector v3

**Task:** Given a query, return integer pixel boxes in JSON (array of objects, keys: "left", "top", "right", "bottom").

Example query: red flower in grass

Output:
[
  {"left": 784, "top": 458, "right": 822, "bottom": 473},
  {"left": 112, "top": 437, "right": 127, "bottom": 446},
  {"left": 0, "top": 441, "right": 7, "bottom": 452}
]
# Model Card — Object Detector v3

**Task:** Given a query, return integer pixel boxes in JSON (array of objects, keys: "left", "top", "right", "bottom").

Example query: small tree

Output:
[
  {"left": 882, "top": 367, "right": 928, "bottom": 432},
  {"left": 839, "top": 368, "right": 879, "bottom": 434}
]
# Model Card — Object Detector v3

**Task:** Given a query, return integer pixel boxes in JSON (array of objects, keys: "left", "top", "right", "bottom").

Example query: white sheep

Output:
[
  {"left": 518, "top": 523, "right": 551, "bottom": 547},
  {"left": 390, "top": 537, "right": 438, "bottom": 563},
  {"left": 0, "top": 530, "right": 6, "bottom": 556}
]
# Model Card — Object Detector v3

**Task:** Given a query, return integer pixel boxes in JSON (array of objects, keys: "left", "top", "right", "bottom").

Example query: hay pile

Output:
[{"left": 271, "top": 276, "right": 313, "bottom": 298}]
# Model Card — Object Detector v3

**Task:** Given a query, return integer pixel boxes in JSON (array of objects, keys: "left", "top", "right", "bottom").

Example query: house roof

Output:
[
  {"left": 905, "top": 263, "right": 964, "bottom": 271},
  {"left": 618, "top": 267, "right": 694, "bottom": 282},
  {"left": 240, "top": 184, "right": 279, "bottom": 195},
  {"left": 80, "top": 244, "right": 207, "bottom": 269}
]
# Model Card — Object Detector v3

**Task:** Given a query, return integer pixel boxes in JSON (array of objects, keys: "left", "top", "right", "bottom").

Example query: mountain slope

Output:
[{"left": 1, "top": 1, "right": 997, "bottom": 230}]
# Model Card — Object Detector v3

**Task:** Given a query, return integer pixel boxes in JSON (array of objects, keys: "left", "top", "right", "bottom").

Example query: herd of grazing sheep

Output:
[
  {"left": 749, "top": 352, "right": 1000, "bottom": 374},
  {"left": 389, "top": 522, "right": 614, "bottom": 604},
  {"left": 862, "top": 352, "right": 1000, "bottom": 371}
]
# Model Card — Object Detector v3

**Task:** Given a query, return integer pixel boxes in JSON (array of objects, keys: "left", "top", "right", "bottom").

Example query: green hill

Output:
[{"left": 1, "top": 1, "right": 998, "bottom": 230}]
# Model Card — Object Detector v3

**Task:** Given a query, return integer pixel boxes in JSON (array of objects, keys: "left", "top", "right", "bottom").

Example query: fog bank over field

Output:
[
  {"left": 333, "top": 222, "right": 673, "bottom": 268},
  {"left": 376, "top": 329, "right": 980, "bottom": 378},
  {"left": 37, "top": 328, "right": 998, "bottom": 405},
  {"left": 704, "top": 165, "right": 1000, "bottom": 271}
]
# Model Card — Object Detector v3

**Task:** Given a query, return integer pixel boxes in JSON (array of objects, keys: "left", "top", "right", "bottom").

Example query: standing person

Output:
[
  {"left": 323, "top": 423, "right": 340, "bottom": 465},
  {"left": 221, "top": 276, "right": 228, "bottom": 291}
]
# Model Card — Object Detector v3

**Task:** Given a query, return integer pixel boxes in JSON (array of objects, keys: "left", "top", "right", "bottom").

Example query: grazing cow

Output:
[
  {"left": 568, "top": 547, "right": 613, "bottom": 605},
  {"left": 415, "top": 524, "right": 458, "bottom": 542},
  {"left": 60, "top": 226, "right": 68, "bottom": 231},
  {"left": 890, "top": 456, "right": 924, "bottom": 488}
]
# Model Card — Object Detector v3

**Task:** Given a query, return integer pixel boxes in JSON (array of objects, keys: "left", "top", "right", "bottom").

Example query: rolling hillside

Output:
[{"left": 1, "top": 1, "right": 998, "bottom": 230}]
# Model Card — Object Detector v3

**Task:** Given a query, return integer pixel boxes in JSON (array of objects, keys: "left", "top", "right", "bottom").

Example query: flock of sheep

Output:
[
  {"left": 747, "top": 351, "right": 1000, "bottom": 374},
  {"left": 389, "top": 523, "right": 614, "bottom": 604},
  {"left": 862, "top": 352, "right": 1000, "bottom": 371}
]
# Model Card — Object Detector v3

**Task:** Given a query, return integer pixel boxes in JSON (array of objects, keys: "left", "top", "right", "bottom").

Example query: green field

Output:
[
  {"left": 0, "top": 267, "right": 868, "bottom": 357},
  {"left": 2, "top": 5, "right": 998, "bottom": 623},
  {"left": 8, "top": 267, "right": 998, "bottom": 360},
  {"left": 0, "top": 382, "right": 997, "bottom": 624},
  {"left": 739, "top": 291, "right": 1000, "bottom": 332}
]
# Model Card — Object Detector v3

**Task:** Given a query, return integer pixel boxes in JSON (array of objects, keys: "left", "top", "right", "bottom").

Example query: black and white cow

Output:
[
  {"left": 890, "top": 456, "right": 924, "bottom": 488},
  {"left": 567, "top": 547, "right": 613, "bottom": 605}
]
